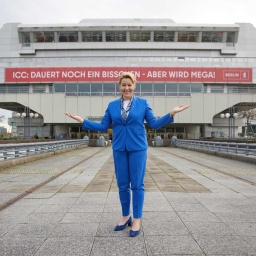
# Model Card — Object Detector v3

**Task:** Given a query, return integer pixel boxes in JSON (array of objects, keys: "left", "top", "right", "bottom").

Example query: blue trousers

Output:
[{"left": 113, "top": 149, "right": 147, "bottom": 219}]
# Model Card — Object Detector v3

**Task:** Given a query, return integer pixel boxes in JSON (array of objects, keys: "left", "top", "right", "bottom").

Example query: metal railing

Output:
[
  {"left": 0, "top": 140, "right": 88, "bottom": 161},
  {"left": 176, "top": 140, "right": 256, "bottom": 157}
]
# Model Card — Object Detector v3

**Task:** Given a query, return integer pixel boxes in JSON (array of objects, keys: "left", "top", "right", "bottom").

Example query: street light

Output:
[
  {"left": 220, "top": 107, "right": 238, "bottom": 139},
  {"left": 16, "top": 107, "right": 39, "bottom": 139}
]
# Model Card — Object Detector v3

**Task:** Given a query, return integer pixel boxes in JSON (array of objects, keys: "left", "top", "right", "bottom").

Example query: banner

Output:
[{"left": 4, "top": 67, "right": 252, "bottom": 83}]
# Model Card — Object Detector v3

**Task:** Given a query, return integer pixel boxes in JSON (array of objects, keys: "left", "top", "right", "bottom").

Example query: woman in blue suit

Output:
[{"left": 65, "top": 72, "right": 190, "bottom": 237}]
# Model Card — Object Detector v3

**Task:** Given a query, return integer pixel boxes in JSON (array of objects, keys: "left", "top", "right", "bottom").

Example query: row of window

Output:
[
  {"left": 53, "top": 83, "right": 203, "bottom": 95},
  {"left": 2, "top": 57, "right": 256, "bottom": 64},
  {"left": 1, "top": 84, "right": 255, "bottom": 94},
  {"left": 21, "top": 31, "right": 236, "bottom": 44}
]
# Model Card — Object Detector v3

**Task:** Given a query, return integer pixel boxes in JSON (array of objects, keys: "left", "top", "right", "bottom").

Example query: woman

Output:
[{"left": 65, "top": 72, "right": 190, "bottom": 237}]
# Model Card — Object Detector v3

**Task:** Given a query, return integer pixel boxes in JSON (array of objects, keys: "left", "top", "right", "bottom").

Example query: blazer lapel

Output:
[
  {"left": 126, "top": 96, "right": 137, "bottom": 122},
  {"left": 115, "top": 98, "right": 124, "bottom": 122}
]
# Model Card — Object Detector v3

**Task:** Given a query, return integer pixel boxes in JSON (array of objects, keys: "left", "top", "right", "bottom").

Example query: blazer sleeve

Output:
[
  {"left": 81, "top": 106, "right": 112, "bottom": 132},
  {"left": 144, "top": 100, "right": 174, "bottom": 130}
]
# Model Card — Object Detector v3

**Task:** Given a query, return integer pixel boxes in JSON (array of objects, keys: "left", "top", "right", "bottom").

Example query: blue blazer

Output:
[{"left": 82, "top": 96, "right": 174, "bottom": 151}]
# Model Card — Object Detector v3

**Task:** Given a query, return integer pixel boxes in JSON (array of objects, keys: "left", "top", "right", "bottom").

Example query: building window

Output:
[
  {"left": 134, "top": 83, "right": 140, "bottom": 95},
  {"left": 82, "top": 31, "right": 102, "bottom": 42},
  {"left": 78, "top": 83, "right": 90, "bottom": 95},
  {"left": 179, "top": 83, "right": 190, "bottom": 92},
  {"left": 53, "top": 83, "right": 65, "bottom": 92},
  {"left": 58, "top": 32, "right": 78, "bottom": 42},
  {"left": 33, "top": 85, "right": 46, "bottom": 93},
  {"left": 226, "top": 32, "right": 235, "bottom": 44},
  {"left": 106, "top": 31, "right": 126, "bottom": 42},
  {"left": 66, "top": 83, "right": 77, "bottom": 92},
  {"left": 103, "top": 83, "right": 116, "bottom": 95},
  {"left": 176, "top": 127, "right": 185, "bottom": 133},
  {"left": 130, "top": 31, "right": 150, "bottom": 42},
  {"left": 153, "top": 83, "right": 165, "bottom": 95},
  {"left": 212, "top": 32, "right": 223, "bottom": 42},
  {"left": 191, "top": 83, "right": 203, "bottom": 92},
  {"left": 166, "top": 83, "right": 178, "bottom": 96},
  {"left": 33, "top": 32, "right": 54, "bottom": 42},
  {"left": 141, "top": 83, "right": 153, "bottom": 95},
  {"left": 0, "top": 85, "right": 29, "bottom": 93},
  {"left": 22, "top": 32, "right": 30, "bottom": 46},
  {"left": 178, "top": 32, "right": 199, "bottom": 42},
  {"left": 211, "top": 85, "right": 224, "bottom": 93},
  {"left": 91, "top": 83, "right": 102, "bottom": 96},
  {"left": 202, "top": 31, "right": 223, "bottom": 42},
  {"left": 154, "top": 31, "right": 175, "bottom": 42}
]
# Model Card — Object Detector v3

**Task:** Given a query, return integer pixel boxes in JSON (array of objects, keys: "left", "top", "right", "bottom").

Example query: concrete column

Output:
[
  {"left": 224, "top": 84, "right": 227, "bottom": 93},
  {"left": 29, "top": 84, "right": 33, "bottom": 94},
  {"left": 126, "top": 31, "right": 130, "bottom": 42},
  {"left": 54, "top": 32, "right": 58, "bottom": 42},
  {"left": 102, "top": 31, "right": 106, "bottom": 42},
  {"left": 174, "top": 31, "right": 178, "bottom": 42},
  {"left": 207, "top": 84, "right": 211, "bottom": 93},
  {"left": 45, "top": 84, "right": 50, "bottom": 93},
  {"left": 78, "top": 31, "right": 82, "bottom": 42},
  {"left": 150, "top": 31, "right": 154, "bottom": 42},
  {"left": 198, "top": 32, "right": 202, "bottom": 42}
]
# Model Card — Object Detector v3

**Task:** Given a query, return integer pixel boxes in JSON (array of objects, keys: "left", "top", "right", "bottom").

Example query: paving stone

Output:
[
  {"left": 34, "top": 203, "right": 72, "bottom": 213},
  {"left": 1, "top": 147, "right": 256, "bottom": 256},
  {"left": 49, "top": 223, "right": 99, "bottom": 237},
  {"left": 226, "top": 222, "right": 256, "bottom": 236},
  {"left": 3, "top": 223, "right": 57, "bottom": 239},
  {"left": 0, "top": 237, "right": 43, "bottom": 256},
  {"left": 61, "top": 212, "right": 102, "bottom": 223},
  {"left": 195, "top": 235, "right": 256, "bottom": 255},
  {"left": 142, "top": 211, "right": 181, "bottom": 222},
  {"left": 20, "top": 212, "right": 66, "bottom": 224},
  {"left": 91, "top": 237, "right": 146, "bottom": 256},
  {"left": 68, "top": 204, "right": 105, "bottom": 212},
  {"left": 142, "top": 220, "right": 189, "bottom": 236},
  {"left": 184, "top": 221, "right": 236, "bottom": 238},
  {"left": 170, "top": 202, "right": 209, "bottom": 212},
  {"left": 35, "top": 237, "right": 94, "bottom": 256},
  {"left": 177, "top": 211, "right": 221, "bottom": 222},
  {"left": 145, "top": 235, "right": 203, "bottom": 255},
  {"left": 214, "top": 212, "right": 256, "bottom": 223}
]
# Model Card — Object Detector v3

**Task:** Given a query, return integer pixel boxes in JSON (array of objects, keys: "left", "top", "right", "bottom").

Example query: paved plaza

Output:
[{"left": 0, "top": 146, "right": 256, "bottom": 255}]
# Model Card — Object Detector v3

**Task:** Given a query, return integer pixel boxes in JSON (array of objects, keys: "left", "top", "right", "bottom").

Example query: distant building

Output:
[
  {"left": 0, "top": 126, "right": 7, "bottom": 134},
  {"left": 0, "top": 19, "right": 256, "bottom": 139}
]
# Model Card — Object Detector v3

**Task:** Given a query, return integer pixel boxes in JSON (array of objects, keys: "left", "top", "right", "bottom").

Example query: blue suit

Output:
[{"left": 82, "top": 96, "right": 174, "bottom": 218}]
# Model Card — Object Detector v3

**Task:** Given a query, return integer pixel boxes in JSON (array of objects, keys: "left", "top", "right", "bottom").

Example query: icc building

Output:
[{"left": 0, "top": 19, "right": 255, "bottom": 139}]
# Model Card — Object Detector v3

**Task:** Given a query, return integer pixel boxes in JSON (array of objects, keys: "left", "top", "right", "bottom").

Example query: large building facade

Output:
[{"left": 0, "top": 19, "right": 256, "bottom": 139}]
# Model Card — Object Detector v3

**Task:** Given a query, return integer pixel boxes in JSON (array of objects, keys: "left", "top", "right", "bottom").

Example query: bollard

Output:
[
  {"left": 97, "top": 135, "right": 105, "bottom": 147},
  {"left": 171, "top": 136, "right": 177, "bottom": 147},
  {"left": 83, "top": 135, "right": 90, "bottom": 145},
  {"left": 155, "top": 135, "right": 163, "bottom": 147}
]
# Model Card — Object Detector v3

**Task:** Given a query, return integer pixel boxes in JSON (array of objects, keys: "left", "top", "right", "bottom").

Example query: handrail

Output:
[
  {"left": 175, "top": 139, "right": 256, "bottom": 157},
  {"left": 0, "top": 140, "right": 88, "bottom": 161}
]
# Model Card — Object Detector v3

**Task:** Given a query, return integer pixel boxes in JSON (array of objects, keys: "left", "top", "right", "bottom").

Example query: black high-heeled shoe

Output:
[{"left": 114, "top": 216, "right": 132, "bottom": 231}]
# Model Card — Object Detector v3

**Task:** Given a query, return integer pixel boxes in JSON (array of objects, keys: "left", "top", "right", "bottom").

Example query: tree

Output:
[{"left": 237, "top": 108, "right": 256, "bottom": 137}]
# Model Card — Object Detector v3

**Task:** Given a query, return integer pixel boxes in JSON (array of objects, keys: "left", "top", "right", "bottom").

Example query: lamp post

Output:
[
  {"left": 220, "top": 107, "right": 238, "bottom": 139},
  {"left": 16, "top": 107, "right": 39, "bottom": 139}
]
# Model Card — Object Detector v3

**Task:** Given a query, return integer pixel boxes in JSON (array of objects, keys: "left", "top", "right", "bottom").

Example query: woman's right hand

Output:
[{"left": 64, "top": 112, "right": 84, "bottom": 123}]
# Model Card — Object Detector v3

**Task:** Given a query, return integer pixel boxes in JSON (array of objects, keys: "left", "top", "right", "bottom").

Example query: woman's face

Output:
[{"left": 119, "top": 78, "right": 136, "bottom": 100}]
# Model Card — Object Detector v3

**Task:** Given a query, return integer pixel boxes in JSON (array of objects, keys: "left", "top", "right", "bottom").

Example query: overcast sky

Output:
[
  {"left": 1, "top": 0, "right": 256, "bottom": 124},
  {"left": 1, "top": 0, "right": 256, "bottom": 27}
]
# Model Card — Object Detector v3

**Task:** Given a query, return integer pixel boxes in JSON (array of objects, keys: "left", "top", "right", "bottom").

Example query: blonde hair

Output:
[{"left": 118, "top": 72, "right": 137, "bottom": 84}]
